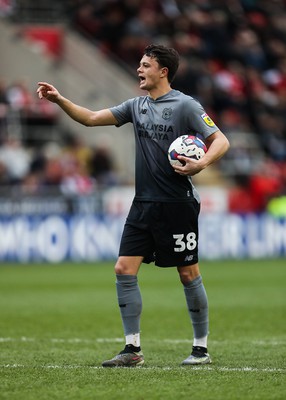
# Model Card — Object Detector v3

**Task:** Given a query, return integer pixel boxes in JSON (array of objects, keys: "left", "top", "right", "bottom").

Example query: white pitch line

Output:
[
  {"left": 1, "top": 337, "right": 285, "bottom": 346},
  {"left": 0, "top": 364, "right": 285, "bottom": 373},
  {"left": 0, "top": 337, "right": 36, "bottom": 342}
]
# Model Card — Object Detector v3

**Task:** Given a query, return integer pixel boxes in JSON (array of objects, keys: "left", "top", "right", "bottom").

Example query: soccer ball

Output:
[{"left": 168, "top": 135, "right": 207, "bottom": 166}]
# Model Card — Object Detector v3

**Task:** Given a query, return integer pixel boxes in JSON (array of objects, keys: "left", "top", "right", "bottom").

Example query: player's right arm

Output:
[{"left": 37, "top": 82, "right": 118, "bottom": 127}]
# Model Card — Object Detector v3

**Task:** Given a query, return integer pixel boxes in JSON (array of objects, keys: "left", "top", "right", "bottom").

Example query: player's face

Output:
[{"left": 137, "top": 55, "right": 165, "bottom": 91}]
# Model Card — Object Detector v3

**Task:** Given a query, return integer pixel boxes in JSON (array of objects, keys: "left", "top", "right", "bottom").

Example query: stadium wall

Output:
[
  {"left": 0, "top": 213, "right": 285, "bottom": 263},
  {"left": 0, "top": 186, "right": 285, "bottom": 263}
]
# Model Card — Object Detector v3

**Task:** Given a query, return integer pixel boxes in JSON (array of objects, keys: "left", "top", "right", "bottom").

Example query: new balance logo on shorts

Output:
[{"left": 184, "top": 255, "right": 194, "bottom": 262}]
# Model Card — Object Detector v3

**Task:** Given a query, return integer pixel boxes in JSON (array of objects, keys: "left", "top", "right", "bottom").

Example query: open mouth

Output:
[{"left": 139, "top": 76, "right": 146, "bottom": 84}]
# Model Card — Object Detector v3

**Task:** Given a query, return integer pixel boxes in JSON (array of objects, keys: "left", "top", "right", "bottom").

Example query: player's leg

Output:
[
  {"left": 102, "top": 255, "right": 144, "bottom": 367},
  {"left": 102, "top": 201, "right": 154, "bottom": 367},
  {"left": 178, "top": 263, "right": 211, "bottom": 365},
  {"left": 152, "top": 201, "right": 211, "bottom": 365},
  {"left": 115, "top": 256, "right": 143, "bottom": 349},
  {"left": 102, "top": 256, "right": 144, "bottom": 367}
]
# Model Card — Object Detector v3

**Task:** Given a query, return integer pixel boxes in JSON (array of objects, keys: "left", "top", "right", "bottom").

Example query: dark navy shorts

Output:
[{"left": 119, "top": 200, "right": 200, "bottom": 268}]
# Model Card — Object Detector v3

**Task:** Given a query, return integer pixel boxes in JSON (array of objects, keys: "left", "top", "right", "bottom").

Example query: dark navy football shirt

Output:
[{"left": 110, "top": 89, "right": 219, "bottom": 203}]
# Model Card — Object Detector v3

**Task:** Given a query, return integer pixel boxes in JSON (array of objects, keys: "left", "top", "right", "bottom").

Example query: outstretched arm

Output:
[{"left": 37, "top": 82, "right": 118, "bottom": 127}]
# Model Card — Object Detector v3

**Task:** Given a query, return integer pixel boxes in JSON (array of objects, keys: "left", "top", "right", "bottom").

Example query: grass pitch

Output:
[{"left": 0, "top": 259, "right": 285, "bottom": 399}]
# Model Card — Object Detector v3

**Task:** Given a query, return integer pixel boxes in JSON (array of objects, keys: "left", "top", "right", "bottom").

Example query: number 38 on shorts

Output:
[{"left": 173, "top": 232, "right": 197, "bottom": 252}]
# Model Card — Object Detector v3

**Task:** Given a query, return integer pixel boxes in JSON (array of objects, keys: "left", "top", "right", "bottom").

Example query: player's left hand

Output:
[{"left": 172, "top": 156, "right": 205, "bottom": 176}]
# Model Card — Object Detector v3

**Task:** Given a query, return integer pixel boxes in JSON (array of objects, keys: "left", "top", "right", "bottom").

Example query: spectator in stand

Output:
[
  {"left": 231, "top": 28, "right": 267, "bottom": 70},
  {"left": 72, "top": 2, "right": 101, "bottom": 38},
  {"left": 89, "top": 142, "right": 119, "bottom": 186},
  {"left": 62, "top": 133, "right": 93, "bottom": 177},
  {"left": 257, "top": 112, "right": 286, "bottom": 161},
  {"left": 60, "top": 154, "right": 95, "bottom": 195},
  {"left": 249, "top": 159, "right": 284, "bottom": 212},
  {"left": 228, "top": 159, "right": 284, "bottom": 214},
  {"left": 228, "top": 174, "right": 256, "bottom": 214},
  {"left": 0, "top": 136, "right": 31, "bottom": 184},
  {"left": 40, "top": 142, "right": 63, "bottom": 190},
  {"left": 212, "top": 60, "right": 247, "bottom": 113},
  {"left": 6, "top": 80, "right": 32, "bottom": 112}
]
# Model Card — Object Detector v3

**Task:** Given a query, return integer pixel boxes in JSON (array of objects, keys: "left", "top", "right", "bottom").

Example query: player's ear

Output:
[{"left": 160, "top": 67, "right": 168, "bottom": 78}]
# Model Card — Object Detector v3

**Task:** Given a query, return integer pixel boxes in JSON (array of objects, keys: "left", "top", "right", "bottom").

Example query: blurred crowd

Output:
[
  {"left": 69, "top": 0, "right": 286, "bottom": 212},
  {"left": 1, "top": 0, "right": 286, "bottom": 213},
  {"left": 0, "top": 79, "right": 119, "bottom": 194},
  {"left": 71, "top": 0, "right": 286, "bottom": 157}
]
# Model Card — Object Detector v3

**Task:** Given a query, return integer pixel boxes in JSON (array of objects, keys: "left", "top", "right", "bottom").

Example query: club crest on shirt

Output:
[
  {"left": 201, "top": 112, "right": 215, "bottom": 127},
  {"left": 162, "top": 108, "right": 172, "bottom": 120}
]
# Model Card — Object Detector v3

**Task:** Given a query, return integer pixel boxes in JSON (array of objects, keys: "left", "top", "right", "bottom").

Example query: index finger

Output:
[{"left": 37, "top": 82, "right": 53, "bottom": 89}]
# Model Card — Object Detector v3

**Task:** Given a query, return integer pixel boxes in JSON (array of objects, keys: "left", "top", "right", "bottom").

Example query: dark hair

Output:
[{"left": 143, "top": 44, "right": 180, "bottom": 83}]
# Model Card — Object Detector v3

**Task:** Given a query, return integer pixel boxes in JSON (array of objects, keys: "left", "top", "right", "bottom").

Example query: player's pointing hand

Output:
[{"left": 37, "top": 82, "right": 61, "bottom": 103}]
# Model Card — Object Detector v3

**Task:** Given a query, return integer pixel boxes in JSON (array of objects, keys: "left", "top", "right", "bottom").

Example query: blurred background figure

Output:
[
  {"left": 0, "top": 136, "right": 31, "bottom": 184},
  {"left": 0, "top": 0, "right": 286, "bottom": 214},
  {"left": 89, "top": 142, "right": 119, "bottom": 187}
]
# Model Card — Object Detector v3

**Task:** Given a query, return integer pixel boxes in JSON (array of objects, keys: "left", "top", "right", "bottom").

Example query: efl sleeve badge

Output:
[{"left": 201, "top": 112, "right": 215, "bottom": 127}]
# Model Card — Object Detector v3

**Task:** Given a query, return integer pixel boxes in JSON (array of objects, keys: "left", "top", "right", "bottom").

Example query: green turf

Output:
[{"left": 0, "top": 259, "right": 285, "bottom": 400}]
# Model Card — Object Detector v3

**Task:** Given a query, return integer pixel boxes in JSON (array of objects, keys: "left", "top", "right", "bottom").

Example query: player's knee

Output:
[
  {"left": 114, "top": 257, "right": 139, "bottom": 275},
  {"left": 177, "top": 264, "right": 200, "bottom": 285},
  {"left": 114, "top": 260, "right": 127, "bottom": 275},
  {"left": 178, "top": 271, "right": 192, "bottom": 286}
]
